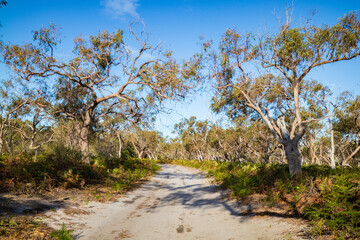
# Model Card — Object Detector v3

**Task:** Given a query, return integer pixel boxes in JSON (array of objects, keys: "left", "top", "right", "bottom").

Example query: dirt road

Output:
[{"left": 45, "top": 164, "right": 306, "bottom": 240}]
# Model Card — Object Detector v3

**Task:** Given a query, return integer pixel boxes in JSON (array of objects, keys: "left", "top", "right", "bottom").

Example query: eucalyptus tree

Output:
[
  {"left": 98, "top": 113, "right": 130, "bottom": 158},
  {"left": 305, "top": 84, "right": 345, "bottom": 168},
  {"left": 163, "top": 137, "right": 186, "bottom": 160},
  {"left": 240, "top": 121, "right": 280, "bottom": 163},
  {"left": 14, "top": 99, "right": 54, "bottom": 155},
  {"left": 334, "top": 94, "right": 360, "bottom": 166},
  {"left": 0, "top": 75, "right": 31, "bottom": 154},
  {"left": 207, "top": 11, "right": 360, "bottom": 175},
  {"left": 174, "top": 116, "right": 211, "bottom": 161},
  {"left": 141, "top": 130, "right": 164, "bottom": 160},
  {"left": 1, "top": 24, "right": 201, "bottom": 162},
  {"left": 0, "top": 98, "right": 28, "bottom": 153},
  {"left": 128, "top": 125, "right": 163, "bottom": 160}
]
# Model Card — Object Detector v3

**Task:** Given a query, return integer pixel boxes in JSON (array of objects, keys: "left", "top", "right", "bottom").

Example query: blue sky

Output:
[{"left": 1, "top": 0, "right": 360, "bottom": 137}]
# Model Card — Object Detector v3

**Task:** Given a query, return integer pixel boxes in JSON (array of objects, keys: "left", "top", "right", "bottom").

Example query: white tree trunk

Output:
[
  {"left": 116, "top": 132, "right": 122, "bottom": 159},
  {"left": 329, "top": 122, "right": 336, "bottom": 169}
]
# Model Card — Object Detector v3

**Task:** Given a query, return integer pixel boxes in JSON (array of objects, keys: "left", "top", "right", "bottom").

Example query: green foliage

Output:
[
  {"left": 0, "top": 126, "right": 160, "bottom": 237},
  {"left": 93, "top": 156, "right": 122, "bottom": 170},
  {"left": 208, "top": 11, "right": 360, "bottom": 176},
  {"left": 0, "top": 143, "right": 160, "bottom": 194},
  {"left": 50, "top": 223, "right": 74, "bottom": 240},
  {"left": 303, "top": 169, "right": 360, "bottom": 238},
  {"left": 106, "top": 158, "right": 160, "bottom": 193},
  {"left": 173, "top": 116, "right": 210, "bottom": 161},
  {"left": 0, "top": 143, "right": 103, "bottom": 191},
  {"left": 120, "top": 143, "right": 137, "bottom": 160},
  {"left": 172, "top": 159, "right": 360, "bottom": 238}
]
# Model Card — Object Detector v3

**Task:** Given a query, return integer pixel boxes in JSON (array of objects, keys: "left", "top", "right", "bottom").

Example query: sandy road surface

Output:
[{"left": 45, "top": 164, "right": 306, "bottom": 240}]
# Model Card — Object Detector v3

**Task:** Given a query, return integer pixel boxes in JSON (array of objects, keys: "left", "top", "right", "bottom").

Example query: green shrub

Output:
[
  {"left": 120, "top": 143, "right": 137, "bottom": 160},
  {"left": 50, "top": 223, "right": 74, "bottom": 240},
  {"left": 92, "top": 156, "right": 123, "bottom": 170},
  {"left": 0, "top": 144, "right": 105, "bottom": 192}
]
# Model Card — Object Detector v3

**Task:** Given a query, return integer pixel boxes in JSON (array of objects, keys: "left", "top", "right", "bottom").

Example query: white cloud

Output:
[{"left": 102, "top": 0, "right": 139, "bottom": 18}]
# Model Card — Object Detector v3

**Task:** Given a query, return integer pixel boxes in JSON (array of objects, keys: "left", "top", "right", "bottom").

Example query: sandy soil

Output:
[{"left": 45, "top": 164, "right": 308, "bottom": 240}]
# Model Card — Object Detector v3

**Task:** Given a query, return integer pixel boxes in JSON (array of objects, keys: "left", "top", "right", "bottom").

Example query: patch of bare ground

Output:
[
  {"left": 237, "top": 193, "right": 297, "bottom": 216},
  {"left": 63, "top": 207, "right": 93, "bottom": 216},
  {"left": 115, "top": 230, "right": 132, "bottom": 239},
  {"left": 0, "top": 176, "right": 153, "bottom": 216}
]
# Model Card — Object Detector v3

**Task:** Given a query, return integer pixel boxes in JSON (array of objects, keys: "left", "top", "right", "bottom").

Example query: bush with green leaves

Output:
[
  {"left": 0, "top": 144, "right": 160, "bottom": 194},
  {"left": 0, "top": 144, "right": 105, "bottom": 192},
  {"left": 50, "top": 223, "right": 74, "bottom": 240}
]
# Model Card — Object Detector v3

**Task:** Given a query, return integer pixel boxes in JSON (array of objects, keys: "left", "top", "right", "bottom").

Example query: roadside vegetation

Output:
[
  {"left": 0, "top": 216, "right": 55, "bottom": 240},
  {"left": 0, "top": 144, "right": 159, "bottom": 239},
  {"left": 0, "top": 144, "right": 160, "bottom": 195}
]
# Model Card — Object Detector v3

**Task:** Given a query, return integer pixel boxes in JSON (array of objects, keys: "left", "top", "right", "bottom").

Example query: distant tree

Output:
[
  {"left": 207, "top": 125, "right": 245, "bottom": 162},
  {"left": 0, "top": 98, "right": 28, "bottom": 153},
  {"left": 207, "top": 11, "right": 360, "bottom": 175},
  {"left": 0, "top": 75, "right": 31, "bottom": 154},
  {"left": 334, "top": 94, "right": 360, "bottom": 166},
  {"left": 98, "top": 113, "right": 130, "bottom": 158},
  {"left": 128, "top": 125, "right": 163, "bottom": 160},
  {"left": 15, "top": 100, "right": 54, "bottom": 155},
  {"left": 162, "top": 137, "right": 186, "bottom": 160},
  {"left": 174, "top": 116, "right": 210, "bottom": 161},
  {"left": 305, "top": 85, "right": 343, "bottom": 168},
  {"left": 1, "top": 24, "right": 201, "bottom": 162}
]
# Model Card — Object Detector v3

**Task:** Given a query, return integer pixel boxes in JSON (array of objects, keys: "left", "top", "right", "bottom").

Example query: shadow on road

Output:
[
  {"left": 0, "top": 194, "right": 67, "bottom": 216},
  {"left": 146, "top": 165, "right": 300, "bottom": 222}
]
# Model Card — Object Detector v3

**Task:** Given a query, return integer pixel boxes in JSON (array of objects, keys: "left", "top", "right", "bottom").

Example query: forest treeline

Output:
[{"left": 0, "top": 12, "right": 359, "bottom": 173}]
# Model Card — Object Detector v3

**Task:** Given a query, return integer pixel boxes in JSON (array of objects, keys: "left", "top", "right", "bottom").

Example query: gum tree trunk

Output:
[
  {"left": 329, "top": 126, "right": 336, "bottom": 169},
  {"left": 79, "top": 111, "right": 92, "bottom": 164},
  {"left": 283, "top": 140, "right": 302, "bottom": 176},
  {"left": 342, "top": 143, "right": 360, "bottom": 166},
  {"left": 116, "top": 132, "right": 122, "bottom": 159},
  {"left": 309, "top": 141, "right": 317, "bottom": 165}
]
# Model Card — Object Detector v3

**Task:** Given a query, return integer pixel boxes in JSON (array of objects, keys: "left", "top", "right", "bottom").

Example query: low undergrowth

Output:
[
  {"left": 0, "top": 216, "right": 56, "bottom": 239},
  {"left": 0, "top": 145, "right": 160, "bottom": 239},
  {"left": 0, "top": 216, "right": 75, "bottom": 240},
  {"left": 0, "top": 144, "right": 160, "bottom": 195},
  {"left": 50, "top": 223, "right": 74, "bottom": 240},
  {"left": 170, "top": 159, "right": 360, "bottom": 239}
]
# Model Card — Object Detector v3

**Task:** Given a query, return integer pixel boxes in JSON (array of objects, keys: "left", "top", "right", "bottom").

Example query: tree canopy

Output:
[
  {"left": 206, "top": 11, "right": 360, "bottom": 175},
  {"left": 1, "top": 24, "right": 202, "bottom": 161}
]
